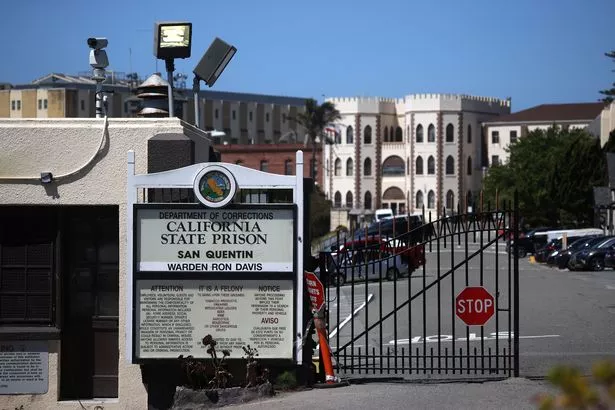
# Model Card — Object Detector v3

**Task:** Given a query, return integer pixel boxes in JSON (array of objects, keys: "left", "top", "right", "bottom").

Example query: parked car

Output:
[
  {"left": 507, "top": 227, "right": 556, "bottom": 258},
  {"left": 546, "top": 236, "right": 599, "bottom": 265},
  {"left": 331, "top": 235, "right": 425, "bottom": 273},
  {"left": 555, "top": 236, "right": 608, "bottom": 269},
  {"left": 317, "top": 248, "right": 408, "bottom": 286},
  {"left": 568, "top": 237, "right": 615, "bottom": 271},
  {"left": 355, "top": 214, "right": 432, "bottom": 244},
  {"left": 604, "top": 248, "right": 615, "bottom": 269}
]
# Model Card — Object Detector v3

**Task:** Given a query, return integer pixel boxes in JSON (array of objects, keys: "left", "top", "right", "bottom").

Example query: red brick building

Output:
[{"left": 216, "top": 143, "right": 324, "bottom": 186}]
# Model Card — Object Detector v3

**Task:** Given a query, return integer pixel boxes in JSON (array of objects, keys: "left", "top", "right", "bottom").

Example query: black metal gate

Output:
[{"left": 318, "top": 195, "right": 519, "bottom": 379}]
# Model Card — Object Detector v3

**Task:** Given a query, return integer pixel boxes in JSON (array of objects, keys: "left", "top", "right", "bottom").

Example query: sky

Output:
[{"left": 1, "top": 0, "right": 614, "bottom": 111}]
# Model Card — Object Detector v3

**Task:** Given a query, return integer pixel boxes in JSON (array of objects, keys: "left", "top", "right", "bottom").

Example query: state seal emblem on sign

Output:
[{"left": 193, "top": 166, "right": 237, "bottom": 208}]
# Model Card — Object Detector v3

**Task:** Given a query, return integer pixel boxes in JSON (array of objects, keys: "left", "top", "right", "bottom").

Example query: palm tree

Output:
[{"left": 295, "top": 98, "right": 341, "bottom": 180}]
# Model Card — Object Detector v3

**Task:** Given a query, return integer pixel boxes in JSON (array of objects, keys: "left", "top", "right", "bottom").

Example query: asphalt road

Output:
[{"left": 322, "top": 238, "right": 615, "bottom": 378}]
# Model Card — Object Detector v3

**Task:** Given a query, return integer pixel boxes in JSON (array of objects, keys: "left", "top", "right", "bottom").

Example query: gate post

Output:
[{"left": 513, "top": 190, "right": 520, "bottom": 377}]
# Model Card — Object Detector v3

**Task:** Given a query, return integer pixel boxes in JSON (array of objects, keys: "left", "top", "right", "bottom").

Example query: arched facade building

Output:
[{"left": 324, "top": 94, "right": 511, "bottom": 228}]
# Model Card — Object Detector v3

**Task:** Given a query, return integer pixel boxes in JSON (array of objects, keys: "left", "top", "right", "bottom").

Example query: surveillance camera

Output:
[{"left": 87, "top": 37, "right": 108, "bottom": 50}]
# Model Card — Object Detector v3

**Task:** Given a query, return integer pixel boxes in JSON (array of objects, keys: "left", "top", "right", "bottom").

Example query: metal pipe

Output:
[
  {"left": 165, "top": 58, "right": 175, "bottom": 117},
  {"left": 193, "top": 76, "right": 201, "bottom": 128}
]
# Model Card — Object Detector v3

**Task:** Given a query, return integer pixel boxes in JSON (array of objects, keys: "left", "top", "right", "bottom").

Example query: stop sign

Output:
[
  {"left": 305, "top": 271, "right": 325, "bottom": 312},
  {"left": 456, "top": 286, "right": 495, "bottom": 326}
]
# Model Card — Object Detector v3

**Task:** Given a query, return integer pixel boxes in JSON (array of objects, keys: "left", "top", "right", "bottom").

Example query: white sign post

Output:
[{"left": 126, "top": 151, "right": 305, "bottom": 364}]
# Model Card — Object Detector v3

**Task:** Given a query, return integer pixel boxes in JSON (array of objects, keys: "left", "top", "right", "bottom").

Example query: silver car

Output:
[{"left": 318, "top": 249, "right": 408, "bottom": 286}]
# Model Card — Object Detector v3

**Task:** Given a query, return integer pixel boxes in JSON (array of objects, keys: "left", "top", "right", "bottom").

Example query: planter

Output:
[{"left": 171, "top": 382, "right": 275, "bottom": 409}]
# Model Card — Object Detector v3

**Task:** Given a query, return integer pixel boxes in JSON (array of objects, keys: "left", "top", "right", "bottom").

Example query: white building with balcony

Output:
[{"left": 323, "top": 94, "right": 511, "bottom": 229}]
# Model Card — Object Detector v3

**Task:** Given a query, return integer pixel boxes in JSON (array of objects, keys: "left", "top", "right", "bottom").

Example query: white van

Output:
[
  {"left": 544, "top": 228, "right": 603, "bottom": 243},
  {"left": 374, "top": 208, "right": 394, "bottom": 222}
]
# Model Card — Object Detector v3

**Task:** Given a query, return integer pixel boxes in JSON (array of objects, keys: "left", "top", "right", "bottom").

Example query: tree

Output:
[
  {"left": 295, "top": 99, "right": 341, "bottom": 180},
  {"left": 482, "top": 127, "right": 607, "bottom": 227},
  {"left": 599, "top": 50, "right": 615, "bottom": 104}
]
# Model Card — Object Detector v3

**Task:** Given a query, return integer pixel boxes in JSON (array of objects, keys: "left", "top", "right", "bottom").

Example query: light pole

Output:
[
  {"left": 192, "top": 37, "right": 237, "bottom": 129},
  {"left": 153, "top": 22, "right": 193, "bottom": 117}
]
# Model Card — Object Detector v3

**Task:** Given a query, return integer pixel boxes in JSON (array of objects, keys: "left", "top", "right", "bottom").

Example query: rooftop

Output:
[{"left": 485, "top": 102, "right": 605, "bottom": 124}]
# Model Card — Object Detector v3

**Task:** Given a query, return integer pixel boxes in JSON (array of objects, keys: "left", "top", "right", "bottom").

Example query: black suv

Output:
[{"left": 507, "top": 227, "right": 555, "bottom": 258}]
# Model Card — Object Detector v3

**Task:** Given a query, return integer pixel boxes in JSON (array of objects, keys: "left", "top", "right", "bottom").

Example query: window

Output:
[
  {"left": 416, "top": 124, "right": 424, "bottom": 143},
  {"left": 395, "top": 126, "right": 403, "bottom": 142},
  {"left": 0, "top": 210, "right": 56, "bottom": 325},
  {"left": 11, "top": 100, "right": 15, "bottom": 110},
  {"left": 416, "top": 191, "right": 424, "bottom": 209},
  {"left": 284, "top": 160, "right": 293, "bottom": 175},
  {"left": 345, "top": 191, "right": 353, "bottom": 208},
  {"left": 334, "top": 131, "right": 342, "bottom": 144},
  {"left": 407, "top": 157, "right": 410, "bottom": 175},
  {"left": 232, "top": 110, "right": 236, "bottom": 120},
  {"left": 445, "top": 156, "right": 455, "bottom": 175},
  {"left": 416, "top": 156, "right": 424, "bottom": 175},
  {"left": 215, "top": 109, "right": 219, "bottom": 119},
  {"left": 334, "top": 191, "right": 342, "bottom": 207},
  {"left": 346, "top": 126, "right": 354, "bottom": 144},
  {"left": 16, "top": 100, "right": 21, "bottom": 110},
  {"left": 81, "top": 100, "right": 85, "bottom": 111},
  {"left": 364, "top": 191, "right": 372, "bottom": 210},
  {"left": 43, "top": 99, "right": 48, "bottom": 109},
  {"left": 260, "top": 160, "right": 269, "bottom": 172},
  {"left": 491, "top": 131, "right": 499, "bottom": 144},
  {"left": 510, "top": 130, "right": 518, "bottom": 144},
  {"left": 364, "top": 157, "right": 372, "bottom": 176},
  {"left": 446, "top": 123, "right": 454, "bottom": 142},
  {"left": 427, "top": 190, "right": 435, "bottom": 209},
  {"left": 428, "top": 124, "right": 436, "bottom": 142},
  {"left": 467, "top": 156, "right": 472, "bottom": 175},
  {"left": 467, "top": 124, "right": 472, "bottom": 144},
  {"left": 427, "top": 156, "right": 435, "bottom": 174},
  {"left": 382, "top": 156, "right": 405, "bottom": 176},
  {"left": 249, "top": 111, "right": 253, "bottom": 121},
  {"left": 364, "top": 125, "right": 372, "bottom": 144},
  {"left": 446, "top": 190, "right": 455, "bottom": 210},
  {"left": 334, "top": 158, "right": 341, "bottom": 176},
  {"left": 491, "top": 155, "right": 499, "bottom": 166},
  {"left": 346, "top": 158, "right": 353, "bottom": 176},
  {"left": 282, "top": 113, "right": 286, "bottom": 123},
  {"left": 383, "top": 127, "right": 389, "bottom": 142},
  {"left": 266, "top": 113, "right": 270, "bottom": 122},
  {"left": 38, "top": 99, "right": 42, "bottom": 109},
  {"left": 407, "top": 126, "right": 410, "bottom": 143}
]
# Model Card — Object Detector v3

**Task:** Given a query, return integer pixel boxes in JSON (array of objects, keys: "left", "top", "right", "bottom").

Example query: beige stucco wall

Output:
[{"left": 0, "top": 117, "right": 212, "bottom": 409}]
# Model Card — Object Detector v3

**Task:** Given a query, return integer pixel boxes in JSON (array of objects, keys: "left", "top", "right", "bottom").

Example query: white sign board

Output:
[
  {"left": 0, "top": 341, "right": 48, "bottom": 394},
  {"left": 136, "top": 207, "right": 294, "bottom": 272},
  {"left": 135, "top": 279, "right": 294, "bottom": 359}
]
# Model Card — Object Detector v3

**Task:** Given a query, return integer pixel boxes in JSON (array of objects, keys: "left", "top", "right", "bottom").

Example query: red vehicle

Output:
[{"left": 336, "top": 235, "right": 426, "bottom": 274}]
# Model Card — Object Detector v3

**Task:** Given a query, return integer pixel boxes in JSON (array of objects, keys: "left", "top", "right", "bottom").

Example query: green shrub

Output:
[
  {"left": 274, "top": 370, "right": 298, "bottom": 390},
  {"left": 535, "top": 360, "right": 615, "bottom": 409}
]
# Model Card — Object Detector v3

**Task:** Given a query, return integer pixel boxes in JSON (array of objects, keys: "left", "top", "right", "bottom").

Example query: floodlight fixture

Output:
[
  {"left": 192, "top": 37, "right": 237, "bottom": 128},
  {"left": 154, "top": 21, "right": 193, "bottom": 118},
  {"left": 40, "top": 172, "right": 53, "bottom": 184},
  {"left": 193, "top": 37, "right": 237, "bottom": 88},
  {"left": 154, "top": 22, "right": 192, "bottom": 60}
]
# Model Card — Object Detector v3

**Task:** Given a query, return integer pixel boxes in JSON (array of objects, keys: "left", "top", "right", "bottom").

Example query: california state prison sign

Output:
[{"left": 136, "top": 207, "right": 294, "bottom": 272}]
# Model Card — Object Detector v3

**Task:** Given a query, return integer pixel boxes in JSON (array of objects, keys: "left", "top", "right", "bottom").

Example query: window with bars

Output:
[{"left": 0, "top": 210, "right": 56, "bottom": 325}]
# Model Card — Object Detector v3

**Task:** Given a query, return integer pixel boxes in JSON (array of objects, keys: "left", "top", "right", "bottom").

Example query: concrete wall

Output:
[{"left": 0, "top": 117, "right": 213, "bottom": 410}]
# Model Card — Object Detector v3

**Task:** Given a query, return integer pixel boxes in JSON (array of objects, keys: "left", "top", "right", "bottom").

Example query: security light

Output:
[
  {"left": 154, "top": 22, "right": 192, "bottom": 60},
  {"left": 192, "top": 37, "right": 237, "bottom": 128},
  {"left": 193, "top": 37, "right": 237, "bottom": 88},
  {"left": 40, "top": 172, "right": 53, "bottom": 184}
]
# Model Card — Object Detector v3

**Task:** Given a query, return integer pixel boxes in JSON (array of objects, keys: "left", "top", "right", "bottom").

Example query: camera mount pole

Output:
[
  {"left": 165, "top": 58, "right": 175, "bottom": 117},
  {"left": 92, "top": 67, "right": 106, "bottom": 119}
]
